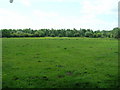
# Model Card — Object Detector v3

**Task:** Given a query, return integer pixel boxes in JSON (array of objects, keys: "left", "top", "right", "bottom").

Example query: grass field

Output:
[{"left": 2, "top": 37, "right": 118, "bottom": 88}]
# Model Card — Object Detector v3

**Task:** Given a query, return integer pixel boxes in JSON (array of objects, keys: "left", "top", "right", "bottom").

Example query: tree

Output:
[
  {"left": 112, "top": 27, "right": 120, "bottom": 39},
  {"left": 74, "top": 33, "right": 80, "bottom": 37},
  {"left": 96, "top": 33, "right": 102, "bottom": 38},
  {"left": 34, "top": 30, "right": 45, "bottom": 37},
  {"left": 85, "top": 32, "right": 93, "bottom": 37},
  {"left": 1, "top": 27, "right": 119, "bottom": 38},
  {"left": 50, "top": 34, "right": 55, "bottom": 37}
]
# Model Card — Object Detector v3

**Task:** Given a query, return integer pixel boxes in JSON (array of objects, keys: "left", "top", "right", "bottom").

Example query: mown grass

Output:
[{"left": 2, "top": 37, "right": 118, "bottom": 88}]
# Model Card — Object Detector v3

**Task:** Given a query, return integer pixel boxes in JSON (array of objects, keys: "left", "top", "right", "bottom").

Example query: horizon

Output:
[
  {"left": 0, "top": 27, "right": 117, "bottom": 31},
  {"left": 0, "top": 0, "right": 118, "bottom": 31}
]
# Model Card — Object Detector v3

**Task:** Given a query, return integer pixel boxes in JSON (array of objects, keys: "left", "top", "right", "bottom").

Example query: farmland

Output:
[{"left": 2, "top": 37, "right": 118, "bottom": 88}]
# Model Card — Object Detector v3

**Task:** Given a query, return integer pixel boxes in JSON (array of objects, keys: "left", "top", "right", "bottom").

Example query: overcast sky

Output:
[{"left": 0, "top": 0, "right": 119, "bottom": 30}]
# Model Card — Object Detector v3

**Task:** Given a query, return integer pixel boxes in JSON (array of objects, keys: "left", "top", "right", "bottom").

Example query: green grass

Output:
[{"left": 2, "top": 37, "right": 118, "bottom": 88}]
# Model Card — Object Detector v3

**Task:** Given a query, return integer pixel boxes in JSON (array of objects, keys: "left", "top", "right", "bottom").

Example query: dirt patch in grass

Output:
[
  {"left": 57, "top": 75, "right": 65, "bottom": 78},
  {"left": 64, "top": 48, "right": 67, "bottom": 50},
  {"left": 12, "top": 76, "right": 19, "bottom": 80},
  {"left": 56, "top": 65, "right": 64, "bottom": 68},
  {"left": 41, "top": 76, "right": 49, "bottom": 80},
  {"left": 66, "top": 71, "right": 74, "bottom": 76},
  {"left": 38, "top": 60, "right": 41, "bottom": 62}
]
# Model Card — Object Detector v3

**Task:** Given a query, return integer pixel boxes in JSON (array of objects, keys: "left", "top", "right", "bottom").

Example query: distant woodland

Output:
[{"left": 1, "top": 27, "right": 120, "bottom": 38}]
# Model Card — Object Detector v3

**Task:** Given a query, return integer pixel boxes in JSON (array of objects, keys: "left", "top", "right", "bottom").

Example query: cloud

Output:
[
  {"left": 19, "top": 0, "right": 31, "bottom": 7},
  {"left": 33, "top": 10, "right": 58, "bottom": 19},
  {"left": 81, "top": 0, "right": 118, "bottom": 15},
  {"left": 0, "top": 0, "right": 118, "bottom": 30},
  {"left": 32, "top": 0, "right": 78, "bottom": 2},
  {"left": 0, "top": 8, "right": 32, "bottom": 29},
  {"left": 30, "top": 9, "right": 117, "bottom": 30}
]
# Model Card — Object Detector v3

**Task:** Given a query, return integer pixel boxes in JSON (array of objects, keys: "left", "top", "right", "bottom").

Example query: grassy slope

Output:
[{"left": 2, "top": 38, "right": 118, "bottom": 88}]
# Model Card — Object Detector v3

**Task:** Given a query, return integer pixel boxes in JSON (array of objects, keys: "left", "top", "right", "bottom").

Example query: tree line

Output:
[{"left": 1, "top": 27, "right": 120, "bottom": 38}]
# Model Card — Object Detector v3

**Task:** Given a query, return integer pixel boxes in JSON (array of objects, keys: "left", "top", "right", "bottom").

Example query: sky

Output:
[{"left": 0, "top": 0, "right": 119, "bottom": 30}]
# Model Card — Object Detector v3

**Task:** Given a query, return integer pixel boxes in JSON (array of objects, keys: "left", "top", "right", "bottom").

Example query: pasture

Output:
[{"left": 2, "top": 37, "right": 118, "bottom": 88}]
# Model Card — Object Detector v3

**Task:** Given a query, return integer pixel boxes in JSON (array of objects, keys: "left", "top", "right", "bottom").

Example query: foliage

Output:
[{"left": 1, "top": 27, "right": 120, "bottom": 39}]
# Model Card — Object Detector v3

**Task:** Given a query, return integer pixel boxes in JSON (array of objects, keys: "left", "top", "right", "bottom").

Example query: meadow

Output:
[{"left": 2, "top": 37, "right": 118, "bottom": 88}]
